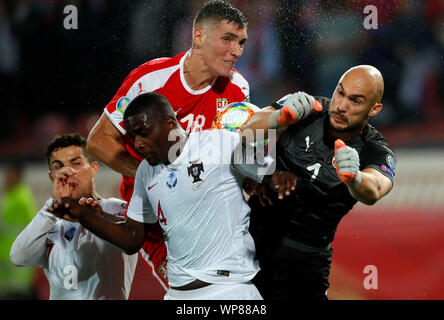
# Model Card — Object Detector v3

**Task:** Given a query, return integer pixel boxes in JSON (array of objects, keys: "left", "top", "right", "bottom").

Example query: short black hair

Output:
[
  {"left": 46, "top": 133, "right": 93, "bottom": 167},
  {"left": 194, "top": 0, "right": 247, "bottom": 30},
  {"left": 123, "top": 92, "right": 175, "bottom": 129}
]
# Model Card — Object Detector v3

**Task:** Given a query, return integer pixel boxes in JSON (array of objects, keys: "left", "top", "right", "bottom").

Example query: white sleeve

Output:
[
  {"left": 126, "top": 161, "right": 157, "bottom": 224},
  {"left": 10, "top": 198, "right": 57, "bottom": 268},
  {"left": 98, "top": 198, "right": 127, "bottom": 219},
  {"left": 230, "top": 133, "right": 276, "bottom": 183}
]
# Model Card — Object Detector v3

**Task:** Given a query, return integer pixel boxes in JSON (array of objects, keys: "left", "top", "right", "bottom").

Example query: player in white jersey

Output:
[
  {"left": 10, "top": 134, "right": 137, "bottom": 300},
  {"left": 48, "top": 93, "right": 273, "bottom": 300},
  {"left": 86, "top": 0, "right": 250, "bottom": 292}
]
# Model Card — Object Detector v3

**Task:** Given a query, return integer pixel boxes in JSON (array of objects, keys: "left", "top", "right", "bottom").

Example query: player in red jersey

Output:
[{"left": 86, "top": 0, "right": 249, "bottom": 294}]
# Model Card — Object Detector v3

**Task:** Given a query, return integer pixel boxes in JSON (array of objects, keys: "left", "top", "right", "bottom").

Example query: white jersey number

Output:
[
  {"left": 180, "top": 113, "right": 206, "bottom": 133},
  {"left": 157, "top": 200, "right": 167, "bottom": 226},
  {"left": 307, "top": 163, "right": 321, "bottom": 181}
]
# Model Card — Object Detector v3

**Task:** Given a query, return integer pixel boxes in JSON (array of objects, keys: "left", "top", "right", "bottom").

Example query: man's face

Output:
[
  {"left": 49, "top": 146, "right": 97, "bottom": 199},
  {"left": 329, "top": 71, "right": 381, "bottom": 133},
  {"left": 198, "top": 19, "right": 247, "bottom": 78},
  {"left": 125, "top": 112, "right": 172, "bottom": 166}
]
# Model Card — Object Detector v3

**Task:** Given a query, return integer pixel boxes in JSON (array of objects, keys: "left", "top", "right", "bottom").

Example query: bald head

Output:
[
  {"left": 329, "top": 65, "right": 385, "bottom": 138},
  {"left": 340, "top": 65, "right": 384, "bottom": 104}
]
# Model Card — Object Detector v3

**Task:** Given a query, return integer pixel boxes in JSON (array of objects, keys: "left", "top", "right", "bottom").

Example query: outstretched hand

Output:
[
  {"left": 277, "top": 92, "right": 323, "bottom": 127},
  {"left": 48, "top": 197, "right": 103, "bottom": 222},
  {"left": 270, "top": 171, "right": 297, "bottom": 200},
  {"left": 243, "top": 177, "right": 274, "bottom": 207}
]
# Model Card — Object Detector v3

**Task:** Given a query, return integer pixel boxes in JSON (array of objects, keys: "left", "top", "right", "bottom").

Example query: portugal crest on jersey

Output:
[{"left": 187, "top": 162, "right": 204, "bottom": 183}]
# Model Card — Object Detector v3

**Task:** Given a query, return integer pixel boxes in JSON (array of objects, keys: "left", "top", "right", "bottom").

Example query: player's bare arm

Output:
[
  {"left": 49, "top": 197, "right": 148, "bottom": 254},
  {"left": 347, "top": 168, "right": 393, "bottom": 205},
  {"left": 87, "top": 113, "right": 140, "bottom": 178},
  {"left": 334, "top": 139, "right": 393, "bottom": 205},
  {"left": 240, "top": 106, "right": 279, "bottom": 139}
]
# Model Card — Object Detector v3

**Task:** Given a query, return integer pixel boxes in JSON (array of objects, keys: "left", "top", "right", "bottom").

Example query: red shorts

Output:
[{"left": 121, "top": 176, "right": 169, "bottom": 289}]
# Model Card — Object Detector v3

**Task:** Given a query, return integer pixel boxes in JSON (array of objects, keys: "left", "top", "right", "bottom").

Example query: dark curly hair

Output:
[{"left": 46, "top": 133, "right": 94, "bottom": 167}]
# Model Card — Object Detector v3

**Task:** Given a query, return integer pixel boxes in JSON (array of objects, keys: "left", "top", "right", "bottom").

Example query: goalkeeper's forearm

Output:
[
  {"left": 346, "top": 168, "right": 393, "bottom": 205},
  {"left": 239, "top": 106, "right": 286, "bottom": 140}
]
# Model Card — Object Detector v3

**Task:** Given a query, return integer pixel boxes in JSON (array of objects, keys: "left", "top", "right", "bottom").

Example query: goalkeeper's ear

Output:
[{"left": 368, "top": 102, "right": 382, "bottom": 118}]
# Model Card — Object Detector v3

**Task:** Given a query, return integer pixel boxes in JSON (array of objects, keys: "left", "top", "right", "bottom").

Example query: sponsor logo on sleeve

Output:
[{"left": 381, "top": 163, "right": 395, "bottom": 178}]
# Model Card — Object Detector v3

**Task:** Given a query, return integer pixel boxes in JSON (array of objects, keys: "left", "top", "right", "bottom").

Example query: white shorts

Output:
[{"left": 164, "top": 281, "right": 263, "bottom": 300}]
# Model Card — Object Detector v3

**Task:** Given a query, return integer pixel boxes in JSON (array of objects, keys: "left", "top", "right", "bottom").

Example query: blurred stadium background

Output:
[{"left": 0, "top": 0, "right": 443, "bottom": 300}]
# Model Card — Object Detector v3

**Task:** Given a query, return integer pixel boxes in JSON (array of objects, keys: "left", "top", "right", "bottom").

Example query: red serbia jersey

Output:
[
  {"left": 104, "top": 51, "right": 249, "bottom": 291},
  {"left": 105, "top": 50, "right": 250, "bottom": 201}
]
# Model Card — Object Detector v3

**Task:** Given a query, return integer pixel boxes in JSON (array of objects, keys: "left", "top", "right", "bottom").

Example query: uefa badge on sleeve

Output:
[
  {"left": 116, "top": 96, "right": 130, "bottom": 116},
  {"left": 386, "top": 154, "right": 396, "bottom": 169}
]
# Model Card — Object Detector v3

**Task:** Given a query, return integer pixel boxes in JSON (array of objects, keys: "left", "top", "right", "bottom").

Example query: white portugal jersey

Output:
[
  {"left": 127, "top": 130, "right": 269, "bottom": 287},
  {"left": 10, "top": 198, "right": 138, "bottom": 300}
]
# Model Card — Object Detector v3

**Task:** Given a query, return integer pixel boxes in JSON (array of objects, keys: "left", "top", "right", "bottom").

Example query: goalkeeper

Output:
[{"left": 239, "top": 65, "right": 396, "bottom": 300}]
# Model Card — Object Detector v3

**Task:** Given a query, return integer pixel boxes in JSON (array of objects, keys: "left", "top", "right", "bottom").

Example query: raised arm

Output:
[
  {"left": 239, "top": 106, "right": 280, "bottom": 139},
  {"left": 240, "top": 92, "right": 322, "bottom": 139},
  {"left": 346, "top": 168, "right": 393, "bottom": 205},
  {"left": 334, "top": 139, "right": 393, "bottom": 205},
  {"left": 86, "top": 113, "right": 140, "bottom": 178}
]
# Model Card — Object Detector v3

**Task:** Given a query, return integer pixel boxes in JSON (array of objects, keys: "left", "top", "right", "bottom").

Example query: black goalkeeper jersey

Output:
[{"left": 255, "top": 96, "right": 396, "bottom": 248}]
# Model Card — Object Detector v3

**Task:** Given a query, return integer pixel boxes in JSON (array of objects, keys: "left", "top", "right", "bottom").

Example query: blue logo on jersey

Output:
[
  {"left": 386, "top": 154, "right": 396, "bottom": 169},
  {"left": 64, "top": 227, "right": 76, "bottom": 241},
  {"left": 166, "top": 172, "right": 178, "bottom": 190}
]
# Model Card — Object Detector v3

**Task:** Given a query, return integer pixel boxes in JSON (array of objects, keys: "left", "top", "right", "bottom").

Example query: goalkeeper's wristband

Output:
[{"left": 269, "top": 109, "right": 282, "bottom": 129}]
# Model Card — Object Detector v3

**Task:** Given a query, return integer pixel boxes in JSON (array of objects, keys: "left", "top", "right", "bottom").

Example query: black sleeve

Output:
[{"left": 359, "top": 142, "right": 396, "bottom": 182}]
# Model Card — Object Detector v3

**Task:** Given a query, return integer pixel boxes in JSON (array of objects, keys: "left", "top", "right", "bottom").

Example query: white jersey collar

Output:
[{"left": 179, "top": 50, "right": 216, "bottom": 95}]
